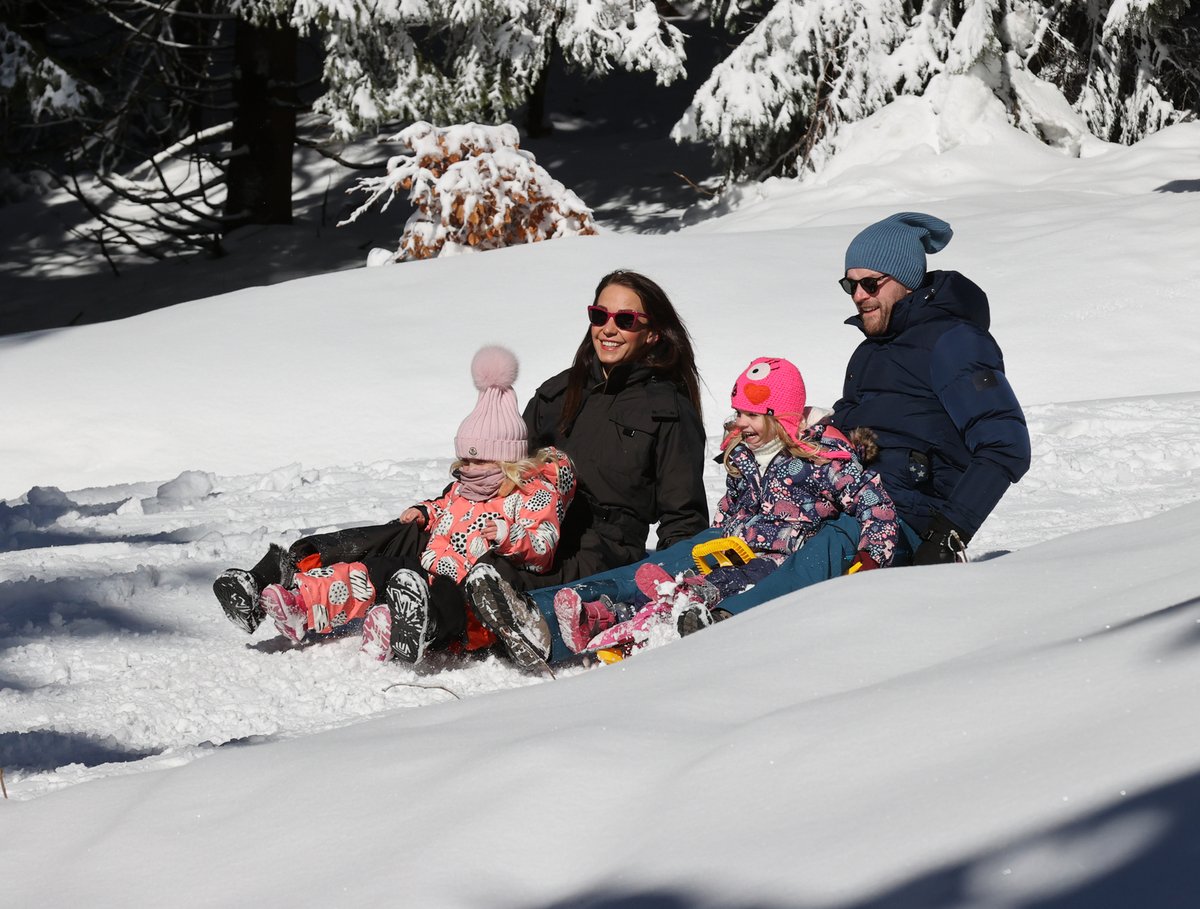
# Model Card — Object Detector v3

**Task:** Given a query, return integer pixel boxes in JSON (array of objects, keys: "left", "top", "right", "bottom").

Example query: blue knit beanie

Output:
[{"left": 844, "top": 212, "right": 953, "bottom": 291}]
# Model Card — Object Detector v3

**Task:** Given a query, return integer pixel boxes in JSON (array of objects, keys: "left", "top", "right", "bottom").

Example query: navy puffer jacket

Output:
[{"left": 830, "top": 270, "right": 1031, "bottom": 538}]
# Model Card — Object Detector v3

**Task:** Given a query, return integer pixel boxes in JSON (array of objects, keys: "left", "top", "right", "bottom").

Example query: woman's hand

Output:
[{"left": 400, "top": 506, "right": 427, "bottom": 527}]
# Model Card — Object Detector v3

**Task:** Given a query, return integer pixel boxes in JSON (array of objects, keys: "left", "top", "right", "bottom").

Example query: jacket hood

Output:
[{"left": 845, "top": 270, "right": 990, "bottom": 338}]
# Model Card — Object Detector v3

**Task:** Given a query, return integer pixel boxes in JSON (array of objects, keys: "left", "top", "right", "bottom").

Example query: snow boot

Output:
[
  {"left": 274, "top": 543, "right": 301, "bottom": 589},
  {"left": 634, "top": 562, "right": 676, "bottom": 603},
  {"left": 359, "top": 604, "right": 393, "bottom": 662},
  {"left": 465, "top": 563, "right": 552, "bottom": 673},
  {"left": 553, "top": 587, "right": 618, "bottom": 654},
  {"left": 635, "top": 563, "right": 720, "bottom": 614},
  {"left": 261, "top": 584, "right": 308, "bottom": 643},
  {"left": 213, "top": 568, "right": 264, "bottom": 634},
  {"left": 672, "top": 574, "right": 723, "bottom": 637},
  {"left": 586, "top": 566, "right": 723, "bottom": 651},
  {"left": 375, "top": 568, "right": 437, "bottom": 664},
  {"left": 678, "top": 605, "right": 733, "bottom": 637},
  {"left": 294, "top": 561, "right": 376, "bottom": 634},
  {"left": 584, "top": 604, "right": 663, "bottom": 652}
]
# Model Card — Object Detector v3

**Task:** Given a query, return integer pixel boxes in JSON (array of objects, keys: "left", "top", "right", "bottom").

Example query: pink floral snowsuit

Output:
[
  {"left": 418, "top": 448, "right": 577, "bottom": 583},
  {"left": 291, "top": 450, "right": 576, "bottom": 642}
]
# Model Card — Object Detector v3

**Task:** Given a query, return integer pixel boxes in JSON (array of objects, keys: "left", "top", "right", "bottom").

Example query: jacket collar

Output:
[
  {"left": 589, "top": 359, "right": 657, "bottom": 395},
  {"left": 844, "top": 270, "right": 991, "bottom": 338}
]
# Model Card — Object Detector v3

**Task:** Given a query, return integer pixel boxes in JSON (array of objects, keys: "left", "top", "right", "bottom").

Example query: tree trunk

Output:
[
  {"left": 525, "top": 37, "right": 556, "bottom": 138},
  {"left": 225, "top": 18, "right": 298, "bottom": 229}
]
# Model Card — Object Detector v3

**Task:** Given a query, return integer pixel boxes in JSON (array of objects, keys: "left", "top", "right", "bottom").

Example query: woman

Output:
[{"left": 464, "top": 270, "right": 710, "bottom": 664}]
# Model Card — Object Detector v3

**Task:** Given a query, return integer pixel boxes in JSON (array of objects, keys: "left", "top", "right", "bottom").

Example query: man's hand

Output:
[{"left": 913, "top": 513, "right": 971, "bottom": 565}]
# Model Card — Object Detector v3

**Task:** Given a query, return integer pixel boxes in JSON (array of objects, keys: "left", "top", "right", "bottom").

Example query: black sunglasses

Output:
[
  {"left": 587, "top": 305, "right": 649, "bottom": 332},
  {"left": 838, "top": 274, "right": 893, "bottom": 296}
]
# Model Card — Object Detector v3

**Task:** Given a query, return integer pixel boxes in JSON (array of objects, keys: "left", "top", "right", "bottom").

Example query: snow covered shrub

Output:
[{"left": 342, "top": 122, "right": 597, "bottom": 261}]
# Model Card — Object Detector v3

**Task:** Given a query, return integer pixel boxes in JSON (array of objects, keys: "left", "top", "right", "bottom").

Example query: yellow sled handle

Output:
[{"left": 692, "top": 536, "right": 756, "bottom": 575}]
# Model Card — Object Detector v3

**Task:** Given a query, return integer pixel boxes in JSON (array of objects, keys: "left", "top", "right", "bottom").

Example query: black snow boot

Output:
[
  {"left": 213, "top": 568, "right": 265, "bottom": 634},
  {"left": 382, "top": 568, "right": 438, "bottom": 664},
  {"left": 464, "top": 563, "right": 552, "bottom": 673}
]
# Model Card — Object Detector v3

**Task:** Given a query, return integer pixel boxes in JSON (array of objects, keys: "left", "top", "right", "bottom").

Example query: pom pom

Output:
[{"left": 471, "top": 345, "right": 519, "bottom": 390}]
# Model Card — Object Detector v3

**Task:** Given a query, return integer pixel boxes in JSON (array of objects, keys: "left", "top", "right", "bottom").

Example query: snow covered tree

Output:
[
  {"left": 0, "top": 22, "right": 97, "bottom": 139},
  {"left": 299, "top": 0, "right": 688, "bottom": 138},
  {"left": 676, "top": 0, "right": 1200, "bottom": 179},
  {"left": 342, "top": 121, "right": 597, "bottom": 261},
  {"left": 1026, "top": 0, "right": 1200, "bottom": 144},
  {"left": 0, "top": 1, "right": 303, "bottom": 257},
  {"left": 1, "top": 0, "right": 682, "bottom": 261}
]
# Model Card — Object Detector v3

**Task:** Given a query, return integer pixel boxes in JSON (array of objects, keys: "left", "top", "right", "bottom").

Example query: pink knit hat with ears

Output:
[
  {"left": 730, "top": 356, "right": 807, "bottom": 441},
  {"left": 455, "top": 346, "right": 529, "bottom": 461}
]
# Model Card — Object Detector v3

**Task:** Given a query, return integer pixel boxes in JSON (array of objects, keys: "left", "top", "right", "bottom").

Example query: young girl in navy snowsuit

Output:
[{"left": 546, "top": 355, "right": 901, "bottom": 658}]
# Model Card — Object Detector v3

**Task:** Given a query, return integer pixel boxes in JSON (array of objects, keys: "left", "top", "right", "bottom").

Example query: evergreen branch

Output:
[{"left": 121, "top": 0, "right": 238, "bottom": 22}]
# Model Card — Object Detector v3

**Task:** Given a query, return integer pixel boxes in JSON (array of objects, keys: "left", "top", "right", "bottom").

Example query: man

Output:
[
  {"left": 702, "top": 212, "right": 1030, "bottom": 620},
  {"left": 831, "top": 211, "right": 1031, "bottom": 564}
]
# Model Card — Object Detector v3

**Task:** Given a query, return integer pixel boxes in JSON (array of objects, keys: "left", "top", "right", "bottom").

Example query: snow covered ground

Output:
[{"left": 2, "top": 90, "right": 1200, "bottom": 906}]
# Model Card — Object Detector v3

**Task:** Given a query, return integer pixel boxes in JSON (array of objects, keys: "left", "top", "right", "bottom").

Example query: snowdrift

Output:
[{"left": 3, "top": 502, "right": 1199, "bottom": 907}]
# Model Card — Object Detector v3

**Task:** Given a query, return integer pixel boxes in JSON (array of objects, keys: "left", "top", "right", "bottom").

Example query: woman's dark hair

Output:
[{"left": 559, "top": 270, "right": 702, "bottom": 434}]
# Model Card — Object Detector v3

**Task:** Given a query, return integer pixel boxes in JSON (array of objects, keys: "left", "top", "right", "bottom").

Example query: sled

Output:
[{"left": 692, "top": 536, "right": 756, "bottom": 574}]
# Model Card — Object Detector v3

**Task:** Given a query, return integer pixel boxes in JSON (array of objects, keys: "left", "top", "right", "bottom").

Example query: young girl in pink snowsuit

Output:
[{"left": 214, "top": 346, "right": 576, "bottom": 668}]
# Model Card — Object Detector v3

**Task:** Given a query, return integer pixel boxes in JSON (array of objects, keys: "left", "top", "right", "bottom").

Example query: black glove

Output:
[{"left": 912, "top": 512, "right": 972, "bottom": 566}]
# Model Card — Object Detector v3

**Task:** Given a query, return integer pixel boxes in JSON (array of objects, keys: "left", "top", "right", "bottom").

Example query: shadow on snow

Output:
[
  {"left": 538, "top": 766, "right": 1200, "bottom": 909},
  {"left": 0, "top": 729, "right": 161, "bottom": 773}
]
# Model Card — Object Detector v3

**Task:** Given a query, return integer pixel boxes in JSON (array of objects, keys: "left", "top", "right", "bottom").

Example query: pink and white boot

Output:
[
  {"left": 260, "top": 584, "right": 308, "bottom": 643},
  {"left": 635, "top": 563, "right": 720, "bottom": 615},
  {"left": 584, "top": 604, "right": 665, "bottom": 652},
  {"left": 553, "top": 588, "right": 618, "bottom": 654},
  {"left": 584, "top": 564, "right": 719, "bottom": 652},
  {"left": 359, "top": 604, "right": 393, "bottom": 661}
]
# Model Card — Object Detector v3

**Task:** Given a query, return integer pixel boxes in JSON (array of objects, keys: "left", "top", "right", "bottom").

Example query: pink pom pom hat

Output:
[
  {"left": 730, "top": 356, "right": 807, "bottom": 441},
  {"left": 455, "top": 345, "right": 529, "bottom": 461}
]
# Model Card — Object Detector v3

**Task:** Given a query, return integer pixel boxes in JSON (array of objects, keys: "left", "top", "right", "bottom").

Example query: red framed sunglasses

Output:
[{"left": 587, "top": 305, "right": 649, "bottom": 332}]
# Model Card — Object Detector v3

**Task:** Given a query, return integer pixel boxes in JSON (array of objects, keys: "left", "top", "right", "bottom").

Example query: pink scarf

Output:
[{"left": 455, "top": 462, "right": 506, "bottom": 502}]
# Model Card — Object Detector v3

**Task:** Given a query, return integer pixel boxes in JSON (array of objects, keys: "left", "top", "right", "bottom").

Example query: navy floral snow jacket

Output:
[
  {"left": 713, "top": 425, "right": 901, "bottom": 568},
  {"left": 831, "top": 270, "right": 1031, "bottom": 538}
]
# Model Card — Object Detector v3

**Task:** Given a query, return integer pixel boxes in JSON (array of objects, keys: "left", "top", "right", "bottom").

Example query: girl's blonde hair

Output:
[
  {"left": 722, "top": 412, "right": 830, "bottom": 477},
  {"left": 452, "top": 447, "right": 560, "bottom": 490}
]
